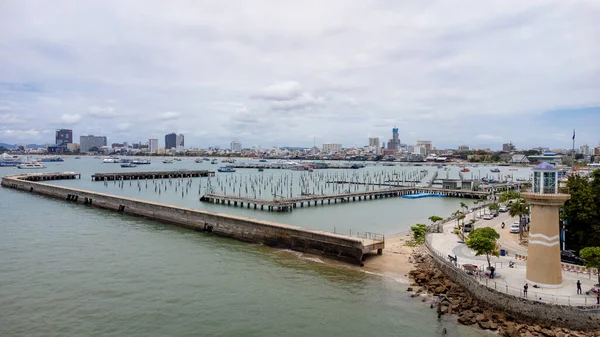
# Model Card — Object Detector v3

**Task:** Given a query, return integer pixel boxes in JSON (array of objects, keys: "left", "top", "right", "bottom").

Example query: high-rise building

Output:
[
  {"left": 176, "top": 134, "right": 184, "bottom": 149},
  {"left": 80, "top": 135, "right": 107, "bottom": 153},
  {"left": 165, "top": 133, "right": 177, "bottom": 149},
  {"left": 502, "top": 142, "right": 516, "bottom": 152},
  {"left": 458, "top": 145, "right": 469, "bottom": 152},
  {"left": 579, "top": 144, "right": 590, "bottom": 156},
  {"left": 387, "top": 128, "right": 401, "bottom": 151},
  {"left": 149, "top": 139, "right": 158, "bottom": 153},
  {"left": 416, "top": 140, "right": 432, "bottom": 155},
  {"left": 322, "top": 143, "right": 342, "bottom": 153},
  {"left": 368, "top": 137, "right": 380, "bottom": 147},
  {"left": 55, "top": 129, "right": 73, "bottom": 147},
  {"left": 231, "top": 140, "right": 242, "bottom": 152}
]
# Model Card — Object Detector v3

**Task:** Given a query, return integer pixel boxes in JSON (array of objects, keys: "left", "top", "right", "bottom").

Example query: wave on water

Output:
[
  {"left": 275, "top": 249, "right": 325, "bottom": 264},
  {"left": 363, "top": 270, "right": 410, "bottom": 284}
]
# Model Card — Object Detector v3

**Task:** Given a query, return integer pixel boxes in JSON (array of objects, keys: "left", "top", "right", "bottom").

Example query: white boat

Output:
[
  {"left": 103, "top": 157, "right": 119, "bottom": 163},
  {"left": 1, "top": 153, "right": 22, "bottom": 166},
  {"left": 17, "top": 162, "right": 46, "bottom": 169}
]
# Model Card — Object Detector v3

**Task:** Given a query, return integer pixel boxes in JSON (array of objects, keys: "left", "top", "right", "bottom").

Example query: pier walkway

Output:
[
  {"left": 92, "top": 170, "right": 215, "bottom": 181},
  {"left": 201, "top": 186, "right": 490, "bottom": 212},
  {"left": 2, "top": 172, "right": 383, "bottom": 265}
]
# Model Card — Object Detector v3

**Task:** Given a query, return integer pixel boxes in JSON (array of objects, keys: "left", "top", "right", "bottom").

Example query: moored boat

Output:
[
  {"left": 163, "top": 159, "right": 173, "bottom": 164},
  {"left": 40, "top": 156, "right": 64, "bottom": 162},
  {"left": 132, "top": 159, "right": 151, "bottom": 165},
  {"left": 490, "top": 168, "right": 500, "bottom": 173},
  {"left": 17, "top": 162, "right": 46, "bottom": 169},
  {"left": 460, "top": 168, "right": 470, "bottom": 172},
  {"left": 121, "top": 163, "right": 137, "bottom": 168},
  {"left": 0, "top": 153, "right": 22, "bottom": 167},
  {"left": 218, "top": 166, "right": 236, "bottom": 173},
  {"left": 211, "top": 159, "right": 218, "bottom": 164}
]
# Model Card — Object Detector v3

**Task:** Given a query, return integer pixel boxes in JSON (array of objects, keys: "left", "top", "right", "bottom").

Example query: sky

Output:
[{"left": 0, "top": 0, "right": 599, "bottom": 150}]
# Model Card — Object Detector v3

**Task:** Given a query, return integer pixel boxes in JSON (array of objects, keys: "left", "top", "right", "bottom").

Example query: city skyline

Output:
[{"left": 0, "top": 1, "right": 599, "bottom": 149}]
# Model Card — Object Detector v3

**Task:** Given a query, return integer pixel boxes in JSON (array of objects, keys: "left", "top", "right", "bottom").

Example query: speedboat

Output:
[
  {"left": 259, "top": 159, "right": 267, "bottom": 162},
  {"left": 163, "top": 159, "right": 173, "bottom": 164},
  {"left": 194, "top": 158, "right": 202, "bottom": 163},
  {"left": 490, "top": 168, "right": 500, "bottom": 173},
  {"left": 132, "top": 159, "right": 151, "bottom": 165},
  {"left": 103, "top": 157, "right": 118, "bottom": 163},
  {"left": 211, "top": 159, "right": 218, "bottom": 164},
  {"left": 40, "top": 156, "right": 64, "bottom": 162},
  {"left": 218, "top": 166, "right": 235, "bottom": 173},
  {"left": 17, "top": 162, "right": 46, "bottom": 169},
  {"left": 121, "top": 163, "right": 137, "bottom": 168}
]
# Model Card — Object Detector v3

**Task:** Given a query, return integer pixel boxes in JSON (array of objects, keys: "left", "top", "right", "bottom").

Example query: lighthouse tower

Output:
[{"left": 522, "top": 162, "right": 570, "bottom": 288}]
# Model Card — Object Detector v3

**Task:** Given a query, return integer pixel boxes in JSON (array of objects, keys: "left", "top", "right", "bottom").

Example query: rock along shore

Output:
[{"left": 408, "top": 251, "right": 600, "bottom": 337}]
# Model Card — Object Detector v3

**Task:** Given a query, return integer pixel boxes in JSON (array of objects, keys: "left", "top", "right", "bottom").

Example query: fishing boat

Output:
[
  {"left": 203, "top": 158, "right": 210, "bottom": 161},
  {"left": 490, "top": 168, "right": 500, "bottom": 173},
  {"left": 258, "top": 168, "right": 264, "bottom": 172},
  {"left": 211, "top": 159, "right": 218, "bottom": 164},
  {"left": 132, "top": 159, "right": 151, "bottom": 165},
  {"left": 194, "top": 158, "right": 202, "bottom": 163},
  {"left": 259, "top": 159, "right": 267, "bottom": 162},
  {"left": 40, "top": 156, "right": 64, "bottom": 162},
  {"left": 163, "top": 159, "right": 173, "bottom": 164},
  {"left": 17, "top": 162, "right": 46, "bottom": 169},
  {"left": 121, "top": 162, "right": 137, "bottom": 168},
  {"left": 174, "top": 158, "right": 182, "bottom": 161},
  {"left": 218, "top": 166, "right": 235, "bottom": 173},
  {"left": 460, "top": 168, "right": 470, "bottom": 173}
]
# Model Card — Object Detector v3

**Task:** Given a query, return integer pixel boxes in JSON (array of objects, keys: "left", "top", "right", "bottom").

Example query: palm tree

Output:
[
  {"left": 453, "top": 210, "right": 462, "bottom": 230},
  {"left": 509, "top": 199, "right": 529, "bottom": 240}
]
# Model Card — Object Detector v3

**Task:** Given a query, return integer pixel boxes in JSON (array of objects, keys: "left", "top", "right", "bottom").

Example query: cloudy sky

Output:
[{"left": 0, "top": 0, "right": 598, "bottom": 150}]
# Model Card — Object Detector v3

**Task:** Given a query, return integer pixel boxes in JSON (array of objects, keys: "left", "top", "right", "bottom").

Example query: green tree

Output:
[
  {"left": 498, "top": 190, "right": 521, "bottom": 204},
  {"left": 467, "top": 227, "right": 500, "bottom": 269},
  {"left": 563, "top": 171, "right": 600, "bottom": 252},
  {"left": 429, "top": 215, "right": 444, "bottom": 233},
  {"left": 410, "top": 223, "right": 428, "bottom": 244},
  {"left": 580, "top": 247, "right": 600, "bottom": 285},
  {"left": 509, "top": 200, "right": 529, "bottom": 240},
  {"left": 488, "top": 203, "right": 500, "bottom": 214}
]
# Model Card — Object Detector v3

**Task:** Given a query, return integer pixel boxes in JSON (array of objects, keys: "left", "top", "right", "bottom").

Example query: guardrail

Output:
[{"left": 424, "top": 235, "right": 599, "bottom": 308}]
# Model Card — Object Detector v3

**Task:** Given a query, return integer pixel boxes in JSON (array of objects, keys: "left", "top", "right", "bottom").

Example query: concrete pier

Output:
[
  {"left": 201, "top": 187, "right": 489, "bottom": 212},
  {"left": 2, "top": 172, "right": 383, "bottom": 265},
  {"left": 92, "top": 170, "right": 215, "bottom": 181}
]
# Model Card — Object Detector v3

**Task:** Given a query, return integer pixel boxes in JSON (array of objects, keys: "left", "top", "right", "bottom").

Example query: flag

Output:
[{"left": 572, "top": 129, "right": 575, "bottom": 140}]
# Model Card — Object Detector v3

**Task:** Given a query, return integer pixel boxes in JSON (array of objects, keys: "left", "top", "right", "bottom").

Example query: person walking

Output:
[
  {"left": 577, "top": 280, "right": 582, "bottom": 295},
  {"left": 489, "top": 266, "right": 495, "bottom": 279},
  {"left": 597, "top": 291, "right": 599, "bottom": 305},
  {"left": 523, "top": 283, "right": 528, "bottom": 297}
]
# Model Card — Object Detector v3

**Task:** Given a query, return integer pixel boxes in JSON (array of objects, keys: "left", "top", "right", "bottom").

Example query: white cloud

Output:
[
  {"left": 1, "top": 128, "right": 41, "bottom": 139},
  {"left": 0, "top": 1, "right": 598, "bottom": 148},
  {"left": 0, "top": 106, "right": 12, "bottom": 111},
  {"left": 116, "top": 122, "right": 131, "bottom": 131},
  {"left": 88, "top": 106, "right": 118, "bottom": 118},
  {"left": 475, "top": 134, "right": 502, "bottom": 141},
  {"left": 159, "top": 111, "right": 181, "bottom": 120},
  {"left": 0, "top": 113, "right": 22, "bottom": 124},
  {"left": 60, "top": 113, "right": 82, "bottom": 124}
]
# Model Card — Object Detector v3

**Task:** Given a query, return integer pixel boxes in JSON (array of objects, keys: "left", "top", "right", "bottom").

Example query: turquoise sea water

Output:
[{"left": 0, "top": 158, "right": 524, "bottom": 336}]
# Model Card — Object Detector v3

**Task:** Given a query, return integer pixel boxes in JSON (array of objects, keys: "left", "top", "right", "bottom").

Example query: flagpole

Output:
[{"left": 572, "top": 128, "right": 575, "bottom": 171}]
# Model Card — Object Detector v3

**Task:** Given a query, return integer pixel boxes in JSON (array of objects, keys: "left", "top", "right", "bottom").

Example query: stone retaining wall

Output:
[{"left": 425, "top": 238, "right": 600, "bottom": 331}]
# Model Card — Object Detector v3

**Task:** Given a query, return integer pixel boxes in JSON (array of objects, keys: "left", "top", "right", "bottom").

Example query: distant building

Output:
[
  {"left": 510, "top": 154, "right": 530, "bottom": 164},
  {"left": 322, "top": 143, "right": 342, "bottom": 153},
  {"left": 165, "top": 133, "right": 177, "bottom": 149},
  {"left": 80, "top": 135, "right": 107, "bottom": 153},
  {"left": 416, "top": 140, "right": 432, "bottom": 155},
  {"left": 148, "top": 139, "right": 159, "bottom": 153},
  {"left": 66, "top": 143, "right": 80, "bottom": 152},
  {"left": 55, "top": 129, "right": 73, "bottom": 147},
  {"left": 387, "top": 128, "right": 401, "bottom": 151},
  {"left": 368, "top": 137, "right": 380, "bottom": 147},
  {"left": 458, "top": 145, "right": 469, "bottom": 152},
  {"left": 502, "top": 142, "right": 516, "bottom": 152},
  {"left": 580, "top": 144, "right": 590, "bottom": 156},
  {"left": 231, "top": 140, "right": 242, "bottom": 152},
  {"left": 176, "top": 134, "right": 184, "bottom": 150}
]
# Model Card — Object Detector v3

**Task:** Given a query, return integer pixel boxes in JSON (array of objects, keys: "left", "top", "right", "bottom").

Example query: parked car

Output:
[
  {"left": 491, "top": 210, "right": 499, "bottom": 217},
  {"left": 561, "top": 250, "right": 584, "bottom": 266},
  {"left": 509, "top": 224, "right": 520, "bottom": 233},
  {"left": 499, "top": 206, "right": 509, "bottom": 212},
  {"left": 463, "top": 223, "right": 474, "bottom": 232},
  {"left": 483, "top": 214, "right": 493, "bottom": 220}
]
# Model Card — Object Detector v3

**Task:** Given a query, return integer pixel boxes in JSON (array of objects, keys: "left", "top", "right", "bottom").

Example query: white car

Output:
[
  {"left": 483, "top": 214, "right": 493, "bottom": 220},
  {"left": 510, "top": 224, "right": 520, "bottom": 233}
]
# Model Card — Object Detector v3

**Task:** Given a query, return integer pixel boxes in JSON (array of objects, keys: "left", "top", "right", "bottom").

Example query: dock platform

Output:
[
  {"left": 15, "top": 172, "right": 80, "bottom": 181},
  {"left": 92, "top": 170, "right": 215, "bottom": 181}
]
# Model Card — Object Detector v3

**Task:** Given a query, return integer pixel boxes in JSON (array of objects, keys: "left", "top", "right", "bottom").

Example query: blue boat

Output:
[
  {"left": 218, "top": 166, "right": 236, "bottom": 173},
  {"left": 40, "top": 156, "right": 64, "bottom": 162},
  {"left": 259, "top": 159, "right": 267, "bottom": 162},
  {"left": 403, "top": 193, "right": 445, "bottom": 199}
]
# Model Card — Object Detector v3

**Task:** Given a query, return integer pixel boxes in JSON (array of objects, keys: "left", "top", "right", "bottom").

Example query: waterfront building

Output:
[
  {"left": 165, "top": 133, "right": 177, "bottom": 149},
  {"left": 368, "top": 137, "right": 380, "bottom": 147},
  {"left": 80, "top": 135, "right": 107, "bottom": 153},
  {"left": 523, "top": 163, "right": 570, "bottom": 288},
  {"left": 55, "top": 129, "right": 73, "bottom": 147},
  {"left": 416, "top": 140, "right": 432, "bottom": 155},
  {"left": 176, "top": 134, "right": 184, "bottom": 150},
  {"left": 148, "top": 139, "right": 159, "bottom": 154},
  {"left": 231, "top": 140, "right": 242, "bottom": 153},
  {"left": 66, "top": 143, "right": 80, "bottom": 152},
  {"left": 502, "top": 142, "right": 516, "bottom": 152},
  {"left": 386, "top": 128, "right": 401, "bottom": 151},
  {"left": 322, "top": 143, "right": 342, "bottom": 154}
]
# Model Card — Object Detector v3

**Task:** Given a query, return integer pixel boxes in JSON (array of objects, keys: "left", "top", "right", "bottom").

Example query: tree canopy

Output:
[
  {"left": 509, "top": 200, "right": 529, "bottom": 240},
  {"left": 410, "top": 223, "right": 428, "bottom": 244},
  {"left": 563, "top": 170, "right": 600, "bottom": 252},
  {"left": 580, "top": 247, "right": 600, "bottom": 284},
  {"left": 467, "top": 227, "right": 500, "bottom": 269}
]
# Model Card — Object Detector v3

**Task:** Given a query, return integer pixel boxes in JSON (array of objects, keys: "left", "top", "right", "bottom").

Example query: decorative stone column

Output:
[{"left": 522, "top": 162, "right": 570, "bottom": 288}]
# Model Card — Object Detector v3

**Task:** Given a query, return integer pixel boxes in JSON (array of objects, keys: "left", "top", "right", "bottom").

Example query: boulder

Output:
[
  {"left": 406, "top": 287, "right": 413, "bottom": 292},
  {"left": 458, "top": 311, "right": 476, "bottom": 326}
]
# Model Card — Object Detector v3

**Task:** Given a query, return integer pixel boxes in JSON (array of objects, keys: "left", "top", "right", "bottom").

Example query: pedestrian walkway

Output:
[{"left": 427, "top": 214, "right": 599, "bottom": 307}]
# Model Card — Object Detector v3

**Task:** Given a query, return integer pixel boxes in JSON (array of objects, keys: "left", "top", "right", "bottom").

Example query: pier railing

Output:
[{"left": 424, "top": 235, "right": 600, "bottom": 308}]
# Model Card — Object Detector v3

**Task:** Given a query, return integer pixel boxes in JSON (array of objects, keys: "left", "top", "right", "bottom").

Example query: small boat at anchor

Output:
[
  {"left": 490, "top": 168, "right": 500, "bottom": 173},
  {"left": 121, "top": 163, "right": 137, "bottom": 168},
  {"left": 163, "top": 159, "right": 173, "bottom": 164},
  {"left": 18, "top": 162, "right": 46, "bottom": 169},
  {"left": 218, "top": 166, "right": 236, "bottom": 173},
  {"left": 460, "top": 168, "right": 470, "bottom": 173}
]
